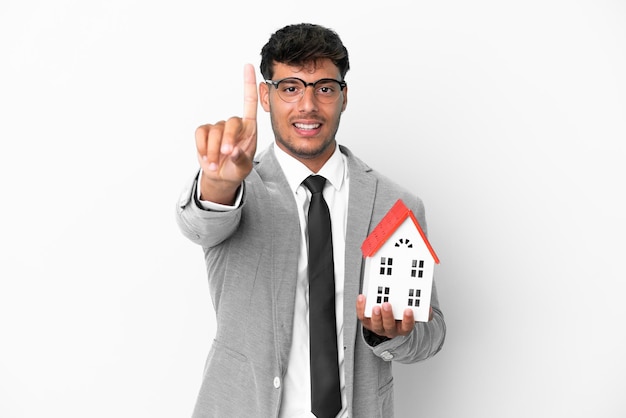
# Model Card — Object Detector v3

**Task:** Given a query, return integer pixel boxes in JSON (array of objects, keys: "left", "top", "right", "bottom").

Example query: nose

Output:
[{"left": 297, "top": 85, "right": 318, "bottom": 112}]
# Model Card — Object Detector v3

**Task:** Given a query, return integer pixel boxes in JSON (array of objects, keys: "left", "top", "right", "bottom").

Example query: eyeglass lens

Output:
[{"left": 274, "top": 78, "right": 343, "bottom": 103}]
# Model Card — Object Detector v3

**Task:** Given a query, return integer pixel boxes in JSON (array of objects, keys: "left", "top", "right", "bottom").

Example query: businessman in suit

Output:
[{"left": 176, "top": 23, "right": 446, "bottom": 418}]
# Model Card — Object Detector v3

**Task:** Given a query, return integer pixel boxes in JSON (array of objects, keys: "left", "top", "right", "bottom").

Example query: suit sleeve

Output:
[{"left": 175, "top": 171, "right": 244, "bottom": 249}]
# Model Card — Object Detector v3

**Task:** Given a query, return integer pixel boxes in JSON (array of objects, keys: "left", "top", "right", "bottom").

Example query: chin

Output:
[{"left": 283, "top": 139, "right": 334, "bottom": 160}]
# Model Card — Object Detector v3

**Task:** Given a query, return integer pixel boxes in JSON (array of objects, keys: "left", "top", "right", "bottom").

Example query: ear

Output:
[
  {"left": 341, "top": 85, "right": 348, "bottom": 112},
  {"left": 259, "top": 82, "right": 270, "bottom": 112}
]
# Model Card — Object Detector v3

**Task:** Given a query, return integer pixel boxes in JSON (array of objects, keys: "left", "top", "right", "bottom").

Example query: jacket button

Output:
[
  {"left": 381, "top": 351, "right": 394, "bottom": 361},
  {"left": 273, "top": 376, "right": 281, "bottom": 389}
]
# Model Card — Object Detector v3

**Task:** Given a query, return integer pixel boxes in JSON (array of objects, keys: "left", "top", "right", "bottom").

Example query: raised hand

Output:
[{"left": 195, "top": 64, "right": 258, "bottom": 205}]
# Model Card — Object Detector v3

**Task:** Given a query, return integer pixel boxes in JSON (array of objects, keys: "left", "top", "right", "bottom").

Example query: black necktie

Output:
[{"left": 303, "top": 175, "right": 342, "bottom": 418}]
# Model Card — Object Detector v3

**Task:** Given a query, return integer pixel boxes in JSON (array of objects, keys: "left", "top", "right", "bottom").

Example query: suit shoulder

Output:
[{"left": 342, "top": 146, "right": 425, "bottom": 215}]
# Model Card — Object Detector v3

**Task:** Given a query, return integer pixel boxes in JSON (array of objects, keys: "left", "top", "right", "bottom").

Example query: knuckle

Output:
[
  {"left": 195, "top": 126, "right": 208, "bottom": 142},
  {"left": 226, "top": 116, "right": 243, "bottom": 126},
  {"left": 196, "top": 122, "right": 225, "bottom": 137}
]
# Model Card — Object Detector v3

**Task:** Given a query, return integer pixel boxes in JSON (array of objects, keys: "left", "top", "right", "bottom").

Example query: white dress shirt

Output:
[
  {"left": 274, "top": 143, "right": 349, "bottom": 418},
  {"left": 197, "top": 143, "right": 350, "bottom": 418}
]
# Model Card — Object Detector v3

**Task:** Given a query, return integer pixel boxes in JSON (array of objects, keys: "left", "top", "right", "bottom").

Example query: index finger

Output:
[{"left": 242, "top": 63, "right": 258, "bottom": 121}]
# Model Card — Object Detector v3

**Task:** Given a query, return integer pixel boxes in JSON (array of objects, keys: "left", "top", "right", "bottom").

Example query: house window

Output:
[
  {"left": 380, "top": 257, "right": 393, "bottom": 275},
  {"left": 411, "top": 259, "right": 425, "bottom": 278},
  {"left": 376, "top": 286, "right": 391, "bottom": 304},
  {"left": 407, "top": 288, "right": 421, "bottom": 307},
  {"left": 394, "top": 238, "right": 413, "bottom": 248}
]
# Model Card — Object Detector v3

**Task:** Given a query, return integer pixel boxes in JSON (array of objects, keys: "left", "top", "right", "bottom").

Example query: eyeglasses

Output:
[{"left": 265, "top": 77, "right": 347, "bottom": 104}]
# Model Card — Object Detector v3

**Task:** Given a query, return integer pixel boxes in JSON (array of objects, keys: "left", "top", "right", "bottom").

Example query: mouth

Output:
[{"left": 293, "top": 122, "right": 321, "bottom": 130}]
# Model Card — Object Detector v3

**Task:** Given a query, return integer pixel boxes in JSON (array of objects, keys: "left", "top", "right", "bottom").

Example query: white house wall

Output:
[{"left": 362, "top": 219, "right": 436, "bottom": 322}]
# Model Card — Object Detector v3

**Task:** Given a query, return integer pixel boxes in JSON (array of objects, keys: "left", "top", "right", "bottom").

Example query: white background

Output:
[{"left": 1, "top": 1, "right": 625, "bottom": 417}]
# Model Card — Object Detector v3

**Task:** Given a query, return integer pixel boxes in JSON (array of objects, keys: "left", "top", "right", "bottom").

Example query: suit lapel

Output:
[
  {"left": 342, "top": 145, "right": 377, "bottom": 326},
  {"left": 254, "top": 147, "right": 301, "bottom": 371},
  {"left": 340, "top": 145, "right": 377, "bottom": 406}
]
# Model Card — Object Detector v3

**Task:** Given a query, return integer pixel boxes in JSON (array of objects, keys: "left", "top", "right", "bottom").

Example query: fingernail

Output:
[{"left": 208, "top": 162, "right": 217, "bottom": 171}]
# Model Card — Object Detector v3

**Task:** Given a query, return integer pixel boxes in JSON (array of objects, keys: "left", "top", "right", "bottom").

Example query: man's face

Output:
[{"left": 259, "top": 59, "right": 348, "bottom": 171}]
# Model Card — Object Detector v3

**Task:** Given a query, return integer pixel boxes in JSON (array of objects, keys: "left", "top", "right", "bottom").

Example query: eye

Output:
[
  {"left": 316, "top": 81, "right": 338, "bottom": 96},
  {"left": 279, "top": 80, "right": 303, "bottom": 96}
]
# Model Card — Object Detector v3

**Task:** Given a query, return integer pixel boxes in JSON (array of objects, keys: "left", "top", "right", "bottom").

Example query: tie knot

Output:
[{"left": 303, "top": 175, "right": 326, "bottom": 194}]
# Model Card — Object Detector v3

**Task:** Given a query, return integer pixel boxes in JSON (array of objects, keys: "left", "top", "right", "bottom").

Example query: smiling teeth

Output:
[{"left": 295, "top": 123, "right": 320, "bottom": 130}]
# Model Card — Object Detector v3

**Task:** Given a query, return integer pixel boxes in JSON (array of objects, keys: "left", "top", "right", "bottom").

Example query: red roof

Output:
[{"left": 360, "top": 199, "right": 439, "bottom": 263}]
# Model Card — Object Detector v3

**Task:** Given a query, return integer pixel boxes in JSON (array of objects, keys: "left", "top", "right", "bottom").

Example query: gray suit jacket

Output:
[{"left": 176, "top": 144, "right": 446, "bottom": 417}]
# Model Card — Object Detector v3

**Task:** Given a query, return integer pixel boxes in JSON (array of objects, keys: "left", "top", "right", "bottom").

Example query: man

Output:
[{"left": 176, "top": 23, "right": 445, "bottom": 418}]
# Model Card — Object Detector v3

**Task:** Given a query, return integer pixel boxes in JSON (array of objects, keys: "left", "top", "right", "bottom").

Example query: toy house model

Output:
[{"left": 361, "top": 199, "right": 439, "bottom": 322}]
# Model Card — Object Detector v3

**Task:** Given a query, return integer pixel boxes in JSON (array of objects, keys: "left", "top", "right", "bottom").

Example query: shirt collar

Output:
[{"left": 273, "top": 142, "right": 346, "bottom": 194}]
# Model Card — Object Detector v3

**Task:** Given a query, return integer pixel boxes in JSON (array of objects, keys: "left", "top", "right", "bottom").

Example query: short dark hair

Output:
[{"left": 260, "top": 23, "right": 350, "bottom": 81}]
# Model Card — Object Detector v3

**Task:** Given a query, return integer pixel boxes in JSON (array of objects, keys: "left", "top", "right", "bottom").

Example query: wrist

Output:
[
  {"left": 199, "top": 173, "right": 241, "bottom": 206},
  {"left": 363, "top": 327, "right": 391, "bottom": 347}
]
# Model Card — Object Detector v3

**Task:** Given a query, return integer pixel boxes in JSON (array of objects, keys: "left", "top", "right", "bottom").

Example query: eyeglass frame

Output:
[{"left": 264, "top": 77, "right": 347, "bottom": 103}]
